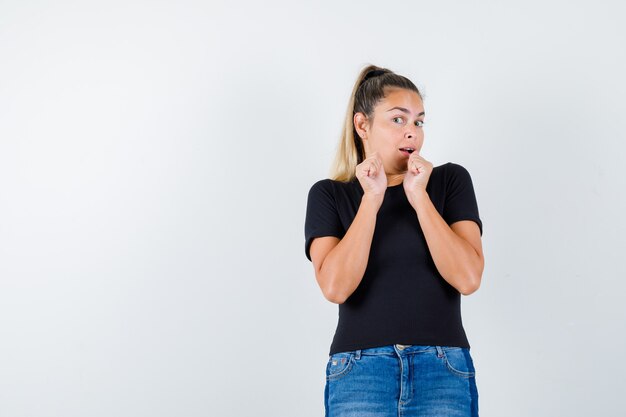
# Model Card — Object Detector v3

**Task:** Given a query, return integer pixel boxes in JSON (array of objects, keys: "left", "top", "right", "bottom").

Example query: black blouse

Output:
[{"left": 304, "top": 162, "right": 483, "bottom": 355}]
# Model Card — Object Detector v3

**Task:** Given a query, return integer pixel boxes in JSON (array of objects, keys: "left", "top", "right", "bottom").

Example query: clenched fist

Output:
[
  {"left": 403, "top": 151, "right": 433, "bottom": 205},
  {"left": 356, "top": 151, "right": 387, "bottom": 205}
]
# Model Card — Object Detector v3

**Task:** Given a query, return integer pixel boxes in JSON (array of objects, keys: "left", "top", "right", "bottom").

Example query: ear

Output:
[
  {"left": 354, "top": 112, "right": 370, "bottom": 140},
  {"left": 352, "top": 112, "right": 370, "bottom": 158}
]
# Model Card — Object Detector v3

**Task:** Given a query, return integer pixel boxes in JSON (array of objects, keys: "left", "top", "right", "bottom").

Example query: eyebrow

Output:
[{"left": 386, "top": 106, "right": 425, "bottom": 117}]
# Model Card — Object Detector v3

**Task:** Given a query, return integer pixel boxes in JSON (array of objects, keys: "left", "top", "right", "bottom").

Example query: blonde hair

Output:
[{"left": 329, "top": 64, "right": 423, "bottom": 182}]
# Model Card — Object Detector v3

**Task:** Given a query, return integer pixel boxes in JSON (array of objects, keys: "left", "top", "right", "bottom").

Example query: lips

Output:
[{"left": 399, "top": 147, "right": 415, "bottom": 156}]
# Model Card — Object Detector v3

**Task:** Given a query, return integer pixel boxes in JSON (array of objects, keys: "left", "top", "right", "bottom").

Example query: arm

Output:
[
  {"left": 410, "top": 190, "right": 484, "bottom": 295},
  {"left": 310, "top": 196, "right": 381, "bottom": 304}
]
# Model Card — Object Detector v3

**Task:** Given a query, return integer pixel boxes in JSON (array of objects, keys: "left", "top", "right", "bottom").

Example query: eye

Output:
[{"left": 393, "top": 117, "right": 424, "bottom": 127}]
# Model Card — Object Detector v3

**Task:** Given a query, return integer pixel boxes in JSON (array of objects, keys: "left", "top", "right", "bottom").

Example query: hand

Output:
[
  {"left": 355, "top": 151, "right": 387, "bottom": 204},
  {"left": 403, "top": 151, "right": 433, "bottom": 204}
]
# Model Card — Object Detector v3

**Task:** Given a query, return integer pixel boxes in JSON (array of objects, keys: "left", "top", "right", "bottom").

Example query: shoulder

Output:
[
  {"left": 308, "top": 178, "right": 334, "bottom": 191},
  {"left": 443, "top": 161, "right": 470, "bottom": 174},
  {"left": 307, "top": 178, "right": 335, "bottom": 199},
  {"left": 427, "top": 162, "right": 464, "bottom": 185},
  {"left": 308, "top": 178, "right": 358, "bottom": 196},
  {"left": 441, "top": 162, "right": 474, "bottom": 182}
]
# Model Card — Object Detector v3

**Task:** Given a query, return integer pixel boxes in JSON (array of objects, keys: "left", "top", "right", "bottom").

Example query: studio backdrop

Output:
[{"left": 1, "top": 1, "right": 625, "bottom": 416}]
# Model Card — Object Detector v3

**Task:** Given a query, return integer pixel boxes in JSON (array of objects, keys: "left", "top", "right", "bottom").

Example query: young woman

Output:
[{"left": 304, "top": 64, "right": 484, "bottom": 416}]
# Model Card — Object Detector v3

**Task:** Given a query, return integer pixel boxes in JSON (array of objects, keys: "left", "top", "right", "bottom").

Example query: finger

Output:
[
  {"left": 376, "top": 155, "right": 383, "bottom": 169},
  {"left": 374, "top": 160, "right": 383, "bottom": 173}
]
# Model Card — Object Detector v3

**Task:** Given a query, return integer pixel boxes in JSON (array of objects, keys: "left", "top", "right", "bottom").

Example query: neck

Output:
[{"left": 387, "top": 173, "right": 405, "bottom": 187}]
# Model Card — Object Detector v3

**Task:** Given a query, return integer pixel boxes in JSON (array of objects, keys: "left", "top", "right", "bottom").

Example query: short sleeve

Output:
[
  {"left": 304, "top": 179, "right": 345, "bottom": 261},
  {"left": 442, "top": 163, "right": 483, "bottom": 236}
]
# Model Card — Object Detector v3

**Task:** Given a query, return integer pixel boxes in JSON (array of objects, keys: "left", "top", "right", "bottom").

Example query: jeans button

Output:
[{"left": 396, "top": 344, "right": 409, "bottom": 350}]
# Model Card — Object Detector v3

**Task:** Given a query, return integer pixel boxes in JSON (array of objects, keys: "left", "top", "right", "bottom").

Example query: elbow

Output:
[
  {"left": 460, "top": 285, "right": 479, "bottom": 296},
  {"left": 325, "top": 293, "right": 347, "bottom": 305},
  {"left": 319, "top": 273, "right": 349, "bottom": 304},
  {"left": 460, "top": 274, "right": 481, "bottom": 296},
  {"left": 460, "top": 256, "right": 484, "bottom": 296},
  {"left": 323, "top": 284, "right": 348, "bottom": 304}
]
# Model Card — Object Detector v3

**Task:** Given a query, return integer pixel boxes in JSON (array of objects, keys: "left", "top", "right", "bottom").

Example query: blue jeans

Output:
[{"left": 325, "top": 344, "right": 479, "bottom": 417}]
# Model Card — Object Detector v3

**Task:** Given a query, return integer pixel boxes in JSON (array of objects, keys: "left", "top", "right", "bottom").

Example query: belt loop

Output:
[
  {"left": 435, "top": 346, "right": 444, "bottom": 358},
  {"left": 354, "top": 349, "right": 361, "bottom": 360}
]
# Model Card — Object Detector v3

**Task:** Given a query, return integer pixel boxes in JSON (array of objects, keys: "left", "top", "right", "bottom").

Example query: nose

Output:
[{"left": 405, "top": 126, "right": 418, "bottom": 139}]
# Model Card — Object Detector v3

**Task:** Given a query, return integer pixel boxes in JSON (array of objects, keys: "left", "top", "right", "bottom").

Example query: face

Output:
[{"left": 354, "top": 87, "right": 425, "bottom": 175}]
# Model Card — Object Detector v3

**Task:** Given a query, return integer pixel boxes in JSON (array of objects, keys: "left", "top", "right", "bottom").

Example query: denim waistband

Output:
[
  {"left": 334, "top": 344, "right": 446, "bottom": 360},
  {"left": 362, "top": 344, "right": 432, "bottom": 354}
]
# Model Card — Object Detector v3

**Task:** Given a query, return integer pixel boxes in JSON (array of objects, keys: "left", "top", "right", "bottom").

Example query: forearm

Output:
[
  {"left": 320, "top": 196, "right": 380, "bottom": 303},
  {"left": 409, "top": 190, "right": 481, "bottom": 295}
]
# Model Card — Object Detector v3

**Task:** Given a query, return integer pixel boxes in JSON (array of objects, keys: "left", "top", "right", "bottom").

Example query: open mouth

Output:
[{"left": 399, "top": 147, "right": 415, "bottom": 155}]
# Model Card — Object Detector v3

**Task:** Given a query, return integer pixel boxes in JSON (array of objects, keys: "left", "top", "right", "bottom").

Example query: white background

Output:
[{"left": 1, "top": 1, "right": 625, "bottom": 416}]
